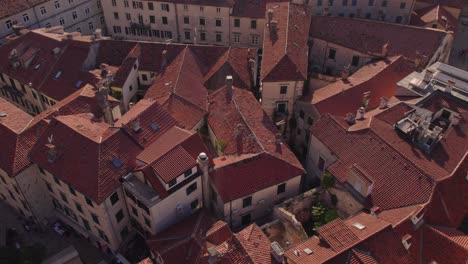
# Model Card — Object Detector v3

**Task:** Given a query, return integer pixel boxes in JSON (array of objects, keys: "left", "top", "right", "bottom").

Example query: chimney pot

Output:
[
  {"left": 341, "top": 68, "right": 350, "bottom": 80},
  {"left": 356, "top": 107, "right": 365, "bottom": 120},
  {"left": 379, "top": 97, "right": 389, "bottom": 109},
  {"left": 446, "top": 80, "right": 455, "bottom": 93}
]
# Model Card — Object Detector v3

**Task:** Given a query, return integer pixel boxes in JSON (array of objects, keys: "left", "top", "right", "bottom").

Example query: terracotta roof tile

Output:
[
  {"left": 372, "top": 91, "right": 468, "bottom": 180},
  {"left": 316, "top": 219, "right": 360, "bottom": 251},
  {"left": 261, "top": 3, "right": 311, "bottom": 82},
  {"left": 313, "top": 115, "right": 434, "bottom": 210},
  {"left": 417, "top": 0, "right": 465, "bottom": 9},
  {"left": 310, "top": 16, "right": 449, "bottom": 63},
  {"left": 348, "top": 249, "right": 378, "bottom": 264},
  {"left": 30, "top": 114, "right": 141, "bottom": 204},
  {"left": 147, "top": 210, "right": 233, "bottom": 264},
  {"left": 115, "top": 99, "right": 178, "bottom": 148},
  {"left": 411, "top": 5, "right": 458, "bottom": 32},
  {"left": 0, "top": 0, "right": 48, "bottom": 20},
  {"left": 306, "top": 57, "right": 414, "bottom": 117},
  {"left": 0, "top": 97, "right": 33, "bottom": 177},
  {"left": 162, "top": 94, "right": 205, "bottom": 129},
  {"left": 208, "top": 86, "right": 303, "bottom": 202},
  {"left": 418, "top": 225, "right": 468, "bottom": 264}
]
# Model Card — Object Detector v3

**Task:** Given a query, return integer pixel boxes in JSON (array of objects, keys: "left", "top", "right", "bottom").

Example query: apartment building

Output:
[
  {"left": 101, "top": 0, "right": 267, "bottom": 48},
  {"left": 113, "top": 99, "right": 211, "bottom": 236},
  {"left": 0, "top": 98, "right": 55, "bottom": 226},
  {"left": 309, "top": 16, "right": 454, "bottom": 77},
  {"left": 291, "top": 56, "right": 414, "bottom": 160},
  {"left": 205, "top": 80, "right": 304, "bottom": 228},
  {"left": 260, "top": 3, "right": 311, "bottom": 135},
  {"left": 294, "top": 0, "right": 416, "bottom": 24},
  {"left": 0, "top": 0, "right": 104, "bottom": 44}
]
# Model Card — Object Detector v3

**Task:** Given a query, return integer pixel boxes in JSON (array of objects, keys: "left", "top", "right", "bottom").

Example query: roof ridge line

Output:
[
  {"left": 173, "top": 47, "right": 189, "bottom": 94},
  {"left": 170, "top": 93, "right": 205, "bottom": 112},
  {"left": 232, "top": 92, "right": 265, "bottom": 152},
  {"left": 284, "top": 2, "right": 290, "bottom": 55},
  {"left": 426, "top": 225, "right": 468, "bottom": 248}
]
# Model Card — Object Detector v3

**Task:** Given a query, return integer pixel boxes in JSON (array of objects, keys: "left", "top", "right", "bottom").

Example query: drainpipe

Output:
[
  {"left": 419, "top": 227, "right": 423, "bottom": 264},
  {"left": 174, "top": 3, "right": 180, "bottom": 42}
]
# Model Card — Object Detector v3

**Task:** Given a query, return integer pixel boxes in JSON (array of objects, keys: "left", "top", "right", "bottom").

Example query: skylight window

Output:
[
  {"left": 111, "top": 157, "right": 123, "bottom": 169},
  {"left": 150, "top": 122, "right": 159, "bottom": 132},
  {"left": 34, "top": 64, "right": 41, "bottom": 70},
  {"left": 352, "top": 222, "right": 366, "bottom": 230},
  {"left": 53, "top": 70, "right": 63, "bottom": 80}
]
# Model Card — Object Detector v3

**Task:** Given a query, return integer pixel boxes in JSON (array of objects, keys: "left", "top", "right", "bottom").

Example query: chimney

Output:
[
  {"left": 270, "top": 21, "right": 278, "bottom": 33},
  {"left": 346, "top": 113, "right": 356, "bottom": 125},
  {"left": 341, "top": 67, "right": 350, "bottom": 80},
  {"left": 161, "top": 50, "right": 168, "bottom": 71},
  {"left": 362, "top": 91, "right": 371, "bottom": 109},
  {"left": 379, "top": 97, "right": 389, "bottom": 109},
  {"left": 248, "top": 58, "right": 256, "bottom": 69},
  {"left": 423, "top": 69, "right": 434, "bottom": 82},
  {"left": 46, "top": 143, "right": 57, "bottom": 163},
  {"left": 198, "top": 152, "right": 211, "bottom": 210},
  {"left": 8, "top": 49, "right": 19, "bottom": 69},
  {"left": 96, "top": 86, "right": 114, "bottom": 124},
  {"left": 226, "top": 75, "right": 233, "bottom": 96},
  {"left": 446, "top": 80, "right": 455, "bottom": 93},
  {"left": 356, "top": 107, "right": 365, "bottom": 120},
  {"left": 370, "top": 206, "right": 381, "bottom": 216},
  {"left": 381, "top": 43, "right": 389, "bottom": 57},
  {"left": 275, "top": 133, "right": 282, "bottom": 146},
  {"left": 93, "top": 28, "right": 102, "bottom": 40},
  {"left": 207, "top": 247, "right": 220, "bottom": 264},
  {"left": 267, "top": 9, "right": 274, "bottom": 22}
]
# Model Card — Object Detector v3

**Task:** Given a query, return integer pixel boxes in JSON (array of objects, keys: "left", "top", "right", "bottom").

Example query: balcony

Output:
[{"left": 122, "top": 174, "right": 160, "bottom": 208}]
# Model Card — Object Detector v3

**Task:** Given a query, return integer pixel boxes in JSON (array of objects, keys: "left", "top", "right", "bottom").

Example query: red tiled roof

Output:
[
  {"left": 316, "top": 219, "right": 360, "bottom": 251},
  {"left": 417, "top": 0, "right": 465, "bottom": 9},
  {"left": 234, "top": 224, "right": 272, "bottom": 264},
  {"left": 416, "top": 225, "right": 468, "bottom": 264},
  {"left": 208, "top": 86, "right": 303, "bottom": 202},
  {"left": 310, "top": 16, "right": 449, "bottom": 63},
  {"left": 138, "top": 126, "right": 211, "bottom": 185},
  {"left": 425, "top": 154, "right": 468, "bottom": 228},
  {"left": 0, "top": 0, "right": 47, "bottom": 20},
  {"left": 30, "top": 114, "right": 141, "bottom": 204},
  {"left": 285, "top": 213, "right": 400, "bottom": 263},
  {"left": 260, "top": 2, "right": 311, "bottom": 82},
  {"left": 204, "top": 47, "right": 255, "bottom": 90},
  {"left": 162, "top": 94, "right": 205, "bottom": 129},
  {"left": 372, "top": 91, "right": 468, "bottom": 180},
  {"left": 145, "top": 47, "right": 208, "bottom": 112},
  {"left": 306, "top": 57, "right": 414, "bottom": 117},
  {"left": 411, "top": 5, "right": 458, "bottom": 32},
  {"left": 147, "top": 210, "right": 270, "bottom": 264},
  {"left": 115, "top": 99, "right": 177, "bottom": 148},
  {"left": 377, "top": 204, "right": 423, "bottom": 227},
  {"left": 313, "top": 115, "right": 434, "bottom": 210},
  {"left": 147, "top": 210, "right": 233, "bottom": 264},
  {"left": 232, "top": 0, "right": 288, "bottom": 18},
  {"left": 347, "top": 249, "right": 378, "bottom": 264},
  {"left": 0, "top": 97, "right": 33, "bottom": 177}
]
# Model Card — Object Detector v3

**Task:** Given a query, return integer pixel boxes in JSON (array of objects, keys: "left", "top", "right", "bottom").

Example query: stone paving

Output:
[{"left": 0, "top": 202, "right": 110, "bottom": 264}]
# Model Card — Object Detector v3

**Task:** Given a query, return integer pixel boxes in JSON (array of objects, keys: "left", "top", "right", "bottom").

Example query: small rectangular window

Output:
[
  {"left": 148, "top": 2, "right": 153, "bottom": 10},
  {"left": 115, "top": 209, "right": 124, "bottom": 223},
  {"left": 184, "top": 168, "right": 193, "bottom": 177},
  {"left": 199, "top": 18, "right": 205, "bottom": 26},
  {"left": 91, "top": 213, "right": 100, "bottom": 224},
  {"left": 110, "top": 191, "right": 119, "bottom": 205},
  {"left": 144, "top": 217, "right": 151, "bottom": 227},
  {"left": 250, "top": 20, "right": 257, "bottom": 29},
  {"left": 216, "top": 19, "right": 221, "bottom": 27},
  {"left": 184, "top": 16, "right": 189, "bottom": 24},
  {"left": 85, "top": 196, "right": 94, "bottom": 207},
  {"left": 277, "top": 183, "right": 286, "bottom": 194},
  {"left": 242, "top": 196, "right": 252, "bottom": 208},
  {"left": 186, "top": 182, "right": 197, "bottom": 195},
  {"left": 162, "top": 16, "right": 168, "bottom": 24},
  {"left": 184, "top": 31, "right": 190, "bottom": 40},
  {"left": 161, "top": 3, "right": 169, "bottom": 11},
  {"left": 234, "top": 19, "right": 240, "bottom": 27},
  {"left": 318, "top": 156, "right": 325, "bottom": 171},
  {"left": 280, "top": 86, "right": 287, "bottom": 94},
  {"left": 150, "top": 15, "right": 155, "bottom": 24},
  {"left": 351, "top": 55, "right": 360, "bottom": 67},
  {"left": 190, "top": 199, "right": 199, "bottom": 210},
  {"left": 111, "top": 0, "right": 116, "bottom": 6},
  {"left": 328, "top": 49, "right": 336, "bottom": 60},
  {"left": 216, "top": 33, "right": 222, "bottom": 42}
]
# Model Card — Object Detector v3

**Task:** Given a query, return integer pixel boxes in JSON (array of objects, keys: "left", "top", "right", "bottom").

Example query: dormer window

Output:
[
  {"left": 111, "top": 157, "right": 123, "bottom": 169},
  {"left": 53, "top": 70, "right": 62, "bottom": 80},
  {"left": 168, "top": 178, "right": 177, "bottom": 188}
]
